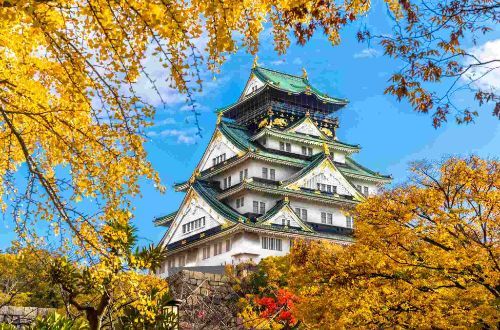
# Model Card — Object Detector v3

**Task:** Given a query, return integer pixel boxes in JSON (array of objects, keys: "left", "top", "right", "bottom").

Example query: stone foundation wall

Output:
[
  {"left": 167, "top": 270, "right": 242, "bottom": 329},
  {"left": 0, "top": 306, "right": 54, "bottom": 328}
]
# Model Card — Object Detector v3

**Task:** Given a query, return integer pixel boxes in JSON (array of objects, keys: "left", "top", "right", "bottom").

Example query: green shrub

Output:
[{"left": 29, "top": 312, "right": 88, "bottom": 330}]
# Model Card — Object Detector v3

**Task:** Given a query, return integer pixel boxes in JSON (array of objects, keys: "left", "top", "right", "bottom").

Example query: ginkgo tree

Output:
[
  {"left": 239, "top": 156, "right": 499, "bottom": 329},
  {"left": 0, "top": 0, "right": 498, "bottom": 328}
]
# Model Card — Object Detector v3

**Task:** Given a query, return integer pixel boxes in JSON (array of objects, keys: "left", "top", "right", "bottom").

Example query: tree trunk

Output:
[{"left": 86, "top": 309, "right": 102, "bottom": 330}]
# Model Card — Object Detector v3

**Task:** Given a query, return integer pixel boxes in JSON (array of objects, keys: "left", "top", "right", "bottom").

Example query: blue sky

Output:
[{"left": 1, "top": 1, "right": 498, "bottom": 249}]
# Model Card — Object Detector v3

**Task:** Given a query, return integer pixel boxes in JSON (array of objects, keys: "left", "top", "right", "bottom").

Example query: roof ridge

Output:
[
  {"left": 254, "top": 66, "right": 304, "bottom": 81},
  {"left": 345, "top": 157, "right": 391, "bottom": 179},
  {"left": 194, "top": 181, "right": 242, "bottom": 222}
]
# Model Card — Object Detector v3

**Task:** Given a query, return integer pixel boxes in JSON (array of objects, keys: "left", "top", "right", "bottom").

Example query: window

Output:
[
  {"left": 294, "top": 208, "right": 308, "bottom": 221},
  {"left": 182, "top": 217, "right": 205, "bottom": 234},
  {"left": 260, "top": 202, "right": 266, "bottom": 214},
  {"left": 262, "top": 236, "right": 282, "bottom": 251},
  {"left": 225, "top": 239, "right": 231, "bottom": 252},
  {"left": 281, "top": 218, "right": 291, "bottom": 227},
  {"left": 262, "top": 138, "right": 267, "bottom": 145},
  {"left": 253, "top": 201, "right": 259, "bottom": 213},
  {"left": 321, "top": 212, "right": 333, "bottom": 225},
  {"left": 236, "top": 197, "right": 244, "bottom": 208},
  {"left": 301, "top": 146, "right": 313, "bottom": 155},
  {"left": 346, "top": 216, "right": 353, "bottom": 228},
  {"left": 214, "top": 241, "right": 223, "bottom": 255},
  {"left": 280, "top": 141, "right": 291, "bottom": 152},
  {"left": 212, "top": 153, "right": 226, "bottom": 166},
  {"left": 270, "top": 169, "right": 275, "bottom": 181},
  {"left": 178, "top": 255, "right": 186, "bottom": 267},
  {"left": 223, "top": 176, "right": 232, "bottom": 189},
  {"left": 262, "top": 167, "right": 268, "bottom": 179},
  {"left": 317, "top": 183, "right": 336, "bottom": 194},
  {"left": 363, "top": 186, "right": 369, "bottom": 196},
  {"left": 202, "top": 246, "right": 210, "bottom": 260},
  {"left": 356, "top": 184, "right": 362, "bottom": 192},
  {"left": 239, "top": 169, "right": 249, "bottom": 182}
]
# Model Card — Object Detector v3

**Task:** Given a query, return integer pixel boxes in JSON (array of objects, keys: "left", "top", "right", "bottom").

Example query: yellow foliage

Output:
[{"left": 245, "top": 157, "right": 499, "bottom": 328}]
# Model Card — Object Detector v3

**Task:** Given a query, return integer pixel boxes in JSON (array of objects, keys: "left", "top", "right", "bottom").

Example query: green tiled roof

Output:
[
  {"left": 219, "top": 121, "right": 256, "bottom": 151},
  {"left": 172, "top": 120, "right": 389, "bottom": 191},
  {"left": 220, "top": 121, "right": 309, "bottom": 165},
  {"left": 193, "top": 181, "right": 242, "bottom": 223},
  {"left": 256, "top": 199, "right": 288, "bottom": 223},
  {"left": 281, "top": 153, "right": 327, "bottom": 185},
  {"left": 256, "top": 199, "right": 314, "bottom": 232},
  {"left": 341, "top": 157, "right": 392, "bottom": 181},
  {"left": 153, "top": 211, "right": 177, "bottom": 226},
  {"left": 252, "top": 67, "right": 348, "bottom": 105}
]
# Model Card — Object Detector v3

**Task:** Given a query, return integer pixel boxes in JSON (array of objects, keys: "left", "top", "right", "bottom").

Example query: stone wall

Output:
[
  {"left": 167, "top": 270, "right": 242, "bottom": 329},
  {"left": 0, "top": 306, "right": 54, "bottom": 328}
]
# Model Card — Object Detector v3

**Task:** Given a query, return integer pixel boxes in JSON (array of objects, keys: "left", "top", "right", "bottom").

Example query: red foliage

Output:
[{"left": 254, "top": 289, "right": 298, "bottom": 326}]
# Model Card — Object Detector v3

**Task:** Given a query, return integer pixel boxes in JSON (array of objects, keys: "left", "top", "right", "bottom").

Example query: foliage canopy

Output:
[{"left": 239, "top": 157, "right": 499, "bottom": 328}]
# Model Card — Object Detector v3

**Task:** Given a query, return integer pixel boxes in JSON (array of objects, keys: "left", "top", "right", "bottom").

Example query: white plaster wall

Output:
[
  {"left": 333, "top": 152, "right": 346, "bottom": 163},
  {"left": 349, "top": 179, "right": 380, "bottom": 196},
  {"left": 289, "top": 199, "right": 351, "bottom": 228},
  {"left": 292, "top": 121, "right": 322, "bottom": 136},
  {"left": 242, "top": 76, "right": 265, "bottom": 97},
  {"left": 158, "top": 231, "right": 291, "bottom": 277},
  {"left": 264, "top": 135, "right": 347, "bottom": 164},
  {"left": 264, "top": 136, "right": 323, "bottom": 156},
  {"left": 226, "top": 191, "right": 280, "bottom": 215},
  {"left": 212, "top": 159, "right": 299, "bottom": 188},
  {"left": 199, "top": 133, "right": 240, "bottom": 172},
  {"left": 168, "top": 203, "right": 222, "bottom": 244}
]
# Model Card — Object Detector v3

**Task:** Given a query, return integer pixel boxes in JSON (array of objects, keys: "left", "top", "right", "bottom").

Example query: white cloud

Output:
[
  {"left": 180, "top": 102, "right": 209, "bottom": 113},
  {"left": 155, "top": 117, "right": 176, "bottom": 126},
  {"left": 464, "top": 38, "right": 500, "bottom": 90},
  {"left": 292, "top": 57, "right": 303, "bottom": 65},
  {"left": 149, "top": 128, "right": 200, "bottom": 145},
  {"left": 270, "top": 59, "right": 286, "bottom": 66},
  {"left": 353, "top": 48, "right": 381, "bottom": 59}
]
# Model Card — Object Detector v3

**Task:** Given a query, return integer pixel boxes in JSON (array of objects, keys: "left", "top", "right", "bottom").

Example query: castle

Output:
[{"left": 155, "top": 64, "right": 390, "bottom": 276}]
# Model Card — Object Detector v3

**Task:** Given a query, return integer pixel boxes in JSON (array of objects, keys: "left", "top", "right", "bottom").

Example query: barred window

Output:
[
  {"left": 346, "top": 216, "right": 353, "bottom": 228},
  {"left": 202, "top": 246, "right": 210, "bottom": 260},
  {"left": 261, "top": 236, "right": 282, "bottom": 251},
  {"left": 182, "top": 217, "right": 205, "bottom": 234},
  {"left": 253, "top": 201, "right": 259, "bottom": 213}
]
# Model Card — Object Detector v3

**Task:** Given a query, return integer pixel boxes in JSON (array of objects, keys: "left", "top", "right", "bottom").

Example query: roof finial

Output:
[
  {"left": 302, "top": 67, "right": 308, "bottom": 79},
  {"left": 252, "top": 55, "right": 259, "bottom": 68},
  {"left": 284, "top": 196, "right": 289, "bottom": 203},
  {"left": 216, "top": 112, "right": 223, "bottom": 125},
  {"left": 323, "top": 142, "right": 330, "bottom": 156}
]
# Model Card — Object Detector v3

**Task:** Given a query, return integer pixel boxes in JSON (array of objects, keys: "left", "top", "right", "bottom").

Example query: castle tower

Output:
[{"left": 154, "top": 66, "right": 391, "bottom": 276}]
